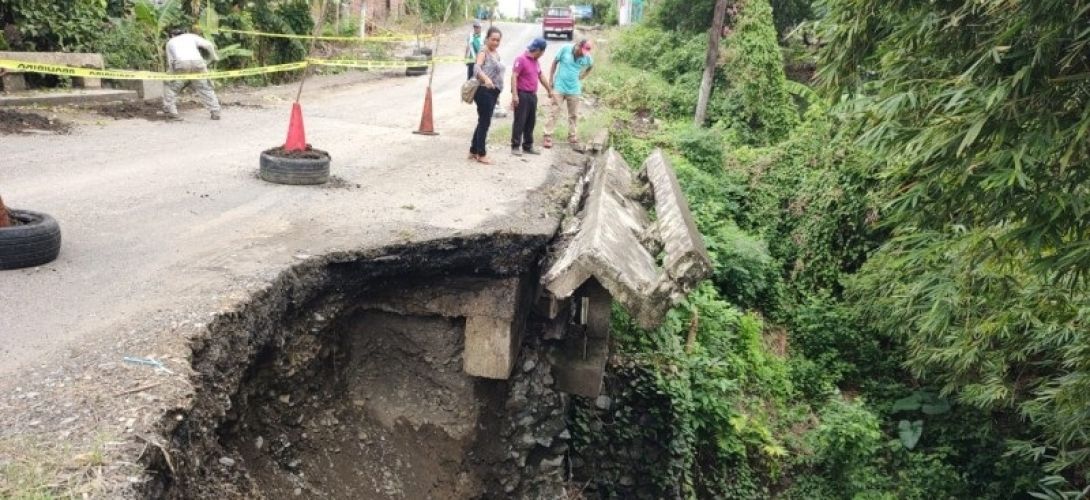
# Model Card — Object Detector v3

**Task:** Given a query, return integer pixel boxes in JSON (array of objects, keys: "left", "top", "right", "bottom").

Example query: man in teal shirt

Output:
[
  {"left": 465, "top": 21, "right": 483, "bottom": 80},
  {"left": 544, "top": 39, "right": 593, "bottom": 148}
]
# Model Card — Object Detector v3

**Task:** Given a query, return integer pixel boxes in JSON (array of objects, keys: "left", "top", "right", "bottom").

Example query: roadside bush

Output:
[
  {"left": 786, "top": 293, "right": 884, "bottom": 390},
  {"left": 3, "top": 0, "right": 109, "bottom": 52},
  {"left": 573, "top": 285, "right": 793, "bottom": 498},
  {"left": 96, "top": 17, "right": 158, "bottom": 71},
  {"left": 584, "top": 63, "right": 673, "bottom": 117},
  {"left": 668, "top": 123, "right": 725, "bottom": 171}
]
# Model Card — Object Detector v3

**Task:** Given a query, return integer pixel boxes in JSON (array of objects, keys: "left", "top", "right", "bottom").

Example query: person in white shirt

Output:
[{"left": 162, "top": 28, "right": 221, "bottom": 121}]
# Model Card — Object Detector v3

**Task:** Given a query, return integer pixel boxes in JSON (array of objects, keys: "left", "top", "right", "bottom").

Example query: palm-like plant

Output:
[{"left": 132, "top": 0, "right": 184, "bottom": 71}]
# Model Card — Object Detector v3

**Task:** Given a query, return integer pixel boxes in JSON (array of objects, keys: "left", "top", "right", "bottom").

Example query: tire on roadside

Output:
[
  {"left": 405, "top": 54, "right": 429, "bottom": 77},
  {"left": 0, "top": 209, "right": 62, "bottom": 270},
  {"left": 259, "top": 152, "right": 331, "bottom": 186}
]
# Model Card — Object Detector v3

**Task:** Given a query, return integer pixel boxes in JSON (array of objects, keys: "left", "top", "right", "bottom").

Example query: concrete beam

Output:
[
  {"left": 0, "top": 51, "right": 106, "bottom": 89},
  {"left": 641, "top": 150, "right": 712, "bottom": 289},
  {"left": 590, "top": 129, "right": 610, "bottom": 155},
  {"left": 357, "top": 275, "right": 534, "bottom": 380},
  {"left": 551, "top": 280, "right": 611, "bottom": 397}
]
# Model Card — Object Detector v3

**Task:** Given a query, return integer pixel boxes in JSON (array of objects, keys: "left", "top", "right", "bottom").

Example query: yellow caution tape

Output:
[
  {"left": 0, "top": 56, "right": 465, "bottom": 81},
  {"left": 216, "top": 28, "right": 432, "bottom": 43},
  {"left": 308, "top": 56, "right": 463, "bottom": 69},
  {"left": 0, "top": 59, "right": 307, "bottom": 80}
]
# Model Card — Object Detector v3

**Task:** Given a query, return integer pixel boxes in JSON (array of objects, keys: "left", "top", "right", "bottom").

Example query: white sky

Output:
[{"left": 497, "top": 0, "right": 539, "bottom": 18}]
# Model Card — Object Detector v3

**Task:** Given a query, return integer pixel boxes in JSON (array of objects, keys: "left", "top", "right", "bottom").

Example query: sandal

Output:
[
  {"left": 468, "top": 154, "right": 478, "bottom": 160},
  {"left": 476, "top": 156, "right": 493, "bottom": 165}
]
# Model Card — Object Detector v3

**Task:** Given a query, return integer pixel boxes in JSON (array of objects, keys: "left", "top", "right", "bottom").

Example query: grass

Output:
[
  {"left": 487, "top": 98, "right": 614, "bottom": 147},
  {"left": 0, "top": 434, "right": 126, "bottom": 500}
]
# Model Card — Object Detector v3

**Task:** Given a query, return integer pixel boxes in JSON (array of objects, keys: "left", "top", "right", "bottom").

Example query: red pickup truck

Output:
[{"left": 542, "top": 6, "right": 575, "bottom": 40}]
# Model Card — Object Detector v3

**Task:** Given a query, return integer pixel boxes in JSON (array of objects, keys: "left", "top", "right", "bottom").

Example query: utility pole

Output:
[{"left": 694, "top": 0, "right": 728, "bottom": 126}]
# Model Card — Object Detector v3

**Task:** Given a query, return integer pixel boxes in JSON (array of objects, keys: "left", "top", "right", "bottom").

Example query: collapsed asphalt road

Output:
[
  {"left": 0, "top": 21, "right": 562, "bottom": 375},
  {"left": 0, "top": 21, "right": 583, "bottom": 497}
]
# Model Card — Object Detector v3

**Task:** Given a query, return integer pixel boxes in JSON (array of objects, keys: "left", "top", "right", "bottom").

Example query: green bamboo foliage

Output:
[{"left": 818, "top": 0, "right": 1090, "bottom": 489}]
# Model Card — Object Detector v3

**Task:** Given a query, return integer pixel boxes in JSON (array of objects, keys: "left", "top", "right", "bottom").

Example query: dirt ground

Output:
[
  {"left": 87, "top": 100, "right": 265, "bottom": 122},
  {"left": 0, "top": 109, "right": 71, "bottom": 134},
  {"left": 0, "top": 21, "right": 584, "bottom": 498},
  {"left": 226, "top": 311, "right": 504, "bottom": 499}
]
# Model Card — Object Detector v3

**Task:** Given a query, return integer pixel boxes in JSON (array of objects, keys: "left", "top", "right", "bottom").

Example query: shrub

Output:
[
  {"left": 719, "top": 0, "right": 798, "bottom": 145},
  {"left": 3, "top": 0, "right": 109, "bottom": 52},
  {"left": 584, "top": 63, "right": 674, "bottom": 117},
  {"left": 96, "top": 17, "right": 158, "bottom": 71},
  {"left": 805, "top": 397, "right": 882, "bottom": 481}
]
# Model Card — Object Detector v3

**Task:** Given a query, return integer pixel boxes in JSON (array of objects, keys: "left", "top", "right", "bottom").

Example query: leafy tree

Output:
[
  {"left": 817, "top": 0, "right": 1090, "bottom": 283},
  {"left": 650, "top": 0, "right": 812, "bottom": 36},
  {"left": 818, "top": 0, "right": 1090, "bottom": 489}
]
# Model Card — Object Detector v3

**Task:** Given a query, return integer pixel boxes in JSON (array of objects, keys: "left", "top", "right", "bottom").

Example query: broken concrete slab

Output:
[
  {"left": 590, "top": 129, "right": 610, "bottom": 154},
  {"left": 640, "top": 149, "right": 713, "bottom": 305},
  {"left": 542, "top": 149, "right": 663, "bottom": 328},
  {"left": 543, "top": 147, "right": 711, "bottom": 330},
  {"left": 118, "top": 79, "right": 164, "bottom": 101}
]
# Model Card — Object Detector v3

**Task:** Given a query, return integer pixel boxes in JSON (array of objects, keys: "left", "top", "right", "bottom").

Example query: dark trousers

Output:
[
  {"left": 511, "top": 91, "right": 538, "bottom": 150},
  {"left": 466, "top": 63, "right": 475, "bottom": 80},
  {"left": 471, "top": 88, "right": 500, "bottom": 156}
]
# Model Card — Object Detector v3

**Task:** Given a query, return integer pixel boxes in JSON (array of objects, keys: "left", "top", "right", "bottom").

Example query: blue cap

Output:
[{"left": 528, "top": 38, "right": 547, "bottom": 52}]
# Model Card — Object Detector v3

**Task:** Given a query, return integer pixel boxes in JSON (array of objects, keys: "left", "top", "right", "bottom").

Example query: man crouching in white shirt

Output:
[{"left": 163, "top": 28, "right": 222, "bottom": 121}]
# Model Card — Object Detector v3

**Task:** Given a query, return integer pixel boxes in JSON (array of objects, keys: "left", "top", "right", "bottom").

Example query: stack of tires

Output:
[{"left": 406, "top": 47, "right": 432, "bottom": 77}]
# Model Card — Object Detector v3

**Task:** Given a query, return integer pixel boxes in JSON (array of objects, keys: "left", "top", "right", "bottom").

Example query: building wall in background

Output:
[{"left": 349, "top": 0, "right": 406, "bottom": 23}]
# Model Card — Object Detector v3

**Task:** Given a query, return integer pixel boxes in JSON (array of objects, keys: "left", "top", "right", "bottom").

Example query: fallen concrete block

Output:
[
  {"left": 640, "top": 149, "right": 713, "bottom": 305},
  {"left": 542, "top": 147, "right": 712, "bottom": 330},
  {"left": 542, "top": 149, "right": 663, "bottom": 328},
  {"left": 589, "top": 129, "right": 610, "bottom": 154}
]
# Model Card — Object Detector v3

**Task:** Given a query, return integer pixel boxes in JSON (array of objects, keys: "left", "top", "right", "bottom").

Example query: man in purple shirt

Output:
[{"left": 510, "top": 38, "right": 554, "bottom": 156}]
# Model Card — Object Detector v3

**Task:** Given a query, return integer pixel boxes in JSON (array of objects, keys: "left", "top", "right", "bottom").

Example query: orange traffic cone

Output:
[
  {"left": 284, "top": 102, "right": 307, "bottom": 151},
  {"left": 413, "top": 86, "right": 438, "bottom": 136}
]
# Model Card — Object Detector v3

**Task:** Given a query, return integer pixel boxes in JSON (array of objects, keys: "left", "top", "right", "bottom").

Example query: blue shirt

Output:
[
  {"left": 466, "top": 33, "right": 482, "bottom": 61},
  {"left": 553, "top": 44, "right": 593, "bottom": 95}
]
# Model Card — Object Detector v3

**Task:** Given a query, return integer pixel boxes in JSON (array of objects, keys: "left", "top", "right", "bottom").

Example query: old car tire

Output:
[
  {"left": 259, "top": 152, "right": 331, "bottom": 185},
  {"left": 405, "top": 54, "right": 429, "bottom": 77},
  {"left": 0, "top": 209, "right": 61, "bottom": 270}
]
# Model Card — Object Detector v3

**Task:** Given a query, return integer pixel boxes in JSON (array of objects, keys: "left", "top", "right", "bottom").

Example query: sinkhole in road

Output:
[{"left": 144, "top": 234, "right": 571, "bottom": 499}]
